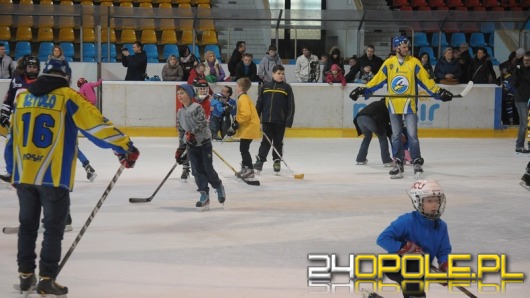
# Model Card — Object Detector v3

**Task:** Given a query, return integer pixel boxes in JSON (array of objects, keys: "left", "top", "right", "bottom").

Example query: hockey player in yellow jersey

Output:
[
  {"left": 350, "top": 36, "right": 454, "bottom": 179},
  {"left": 7, "top": 59, "right": 140, "bottom": 296}
]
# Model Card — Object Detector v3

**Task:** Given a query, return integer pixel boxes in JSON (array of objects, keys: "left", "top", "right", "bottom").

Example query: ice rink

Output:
[{"left": 0, "top": 136, "right": 529, "bottom": 298}]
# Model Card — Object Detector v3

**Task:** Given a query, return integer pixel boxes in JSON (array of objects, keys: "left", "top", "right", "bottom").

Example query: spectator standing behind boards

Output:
[
  {"left": 0, "top": 43, "right": 14, "bottom": 79},
  {"left": 354, "top": 65, "right": 374, "bottom": 84},
  {"left": 323, "top": 46, "right": 345, "bottom": 79},
  {"left": 358, "top": 45, "right": 384, "bottom": 74},
  {"left": 294, "top": 46, "right": 320, "bottom": 83},
  {"left": 434, "top": 47, "right": 461, "bottom": 84},
  {"left": 325, "top": 64, "right": 346, "bottom": 88},
  {"left": 456, "top": 43, "right": 472, "bottom": 83},
  {"left": 419, "top": 52, "right": 435, "bottom": 80},
  {"left": 345, "top": 56, "right": 360, "bottom": 83},
  {"left": 513, "top": 50, "right": 530, "bottom": 154},
  {"left": 235, "top": 53, "right": 260, "bottom": 82},
  {"left": 228, "top": 41, "right": 246, "bottom": 80},
  {"left": 203, "top": 50, "right": 226, "bottom": 82},
  {"left": 121, "top": 41, "right": 147, "bottom": 81},
  {"left": 258, "top": 44, "right": 282, "bottom": 84},
  {"left": 468, "top": 47, "right": 497, "bottom": 84},
  {"left": 179, "top": 45, "right": 198, "bottom": 82},
  {"left": 161, "top": 54, "right": 183, "bottom": 81}
]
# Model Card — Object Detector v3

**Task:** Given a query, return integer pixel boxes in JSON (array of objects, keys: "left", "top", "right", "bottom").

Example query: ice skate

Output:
[
  {"left": 181, "top": 164, "right": 190, "bottom": 180},
  {"left": 196, "top": 191, "right": 210, "bottom": 211},
  {"left": 0, "top": 172, "right": 12, "bottom": 183},
  {"left": 356, "top": 160, "right": 368, "bottom": 165},
  {"left": 273, "top": 159, "right": 281, "bottom": 175},
  {"left": 389, "top": 159, "right": 404, "bottom": 179},
  {"left": 520, "top": 174, "right": 530, "bottom": 191},
  {"left": 236, "top": 166, "right": 255, "bottom": 179},
  {"left": 413, "top": 158, "right": 424, "bottom": 179},
  {"left": 215, "top": 183, "right": 226, "bottom": 205},
  {"left": 515, "top": 148, "right": 530, "bottom": 156},
  {"left": 65, "top": 213, "right": 73, "bottom": 232},
  {"left": 83, "top": 163, "right": 97, "bottom": 182},
  {"left": 36, "top": 277, "right": 68, "bottom": 297},
  {"left": 18, "top": 273, "right": 36, "bottom": 296},
  {"left": 253, "top": 156, "right": 263, "bottom": 174}
]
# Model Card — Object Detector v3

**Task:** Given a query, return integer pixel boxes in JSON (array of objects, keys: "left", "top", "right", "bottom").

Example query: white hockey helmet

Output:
[
  {"left": 193, "top": 79, "right": 210, "bottom": 102},
  {"left": 407, "top": 180, "right": 446, "bottom": 220}
]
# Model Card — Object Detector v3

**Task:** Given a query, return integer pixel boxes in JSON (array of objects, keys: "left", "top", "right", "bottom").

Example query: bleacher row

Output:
[
  {"left": 390, "top": 0, "right": 530, "bottom": 11},
  {"left": 0, "top": 0, "right": 221, "bottom": 62},
  {"left": 413, "top": 31, "right": 498, "bottom": 64}
]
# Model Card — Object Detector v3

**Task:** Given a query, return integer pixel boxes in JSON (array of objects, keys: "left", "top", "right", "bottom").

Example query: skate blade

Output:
[
  {"left": 390, "top": 174, "right": 404, "bottom": 179},
  {"left": 196, "top": 205, "right": 210, "bottom": 212},
  {"left": 519, "top": 181, "right": 530, "bottom": 191},
  {"left": 88, "top": 173, "right": 97, "bottom": 182},
  {"left": 64, "top": 225, "right": 73, "bottom": 232},
  {"left": 415, "top": 172, "right": 424, "bottom": 179},
  {"left": 515, "top": 152, "right": 530, "bottom": 156},
  {"left": 274, "top": 172, "right": 281, "bottom": 176}
]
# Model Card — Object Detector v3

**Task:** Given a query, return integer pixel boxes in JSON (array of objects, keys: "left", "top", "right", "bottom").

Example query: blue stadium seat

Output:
[
  {"left": 101, "top": 43, "right": 117, "bottom": 62},
  {"left": 38, "top": 42, "right": 54, "bottom": 61},
  {"left": 485, "top": 47, "right": 499, "bottom": 65},
  {"left": 60, "top": 42, "right": 75, "bottom": 60},
  {"left": 480, "top": 22, "right": 496, "bottom": 34},
  {"left": 413, "top": 32, "right": 429, "bottom": 47},
  {"left": 143, "top": 44, "right": 159, "bottom": 62},
  {"left": 162, "top": 44, "right": 179, "bottom": 60},
  {"left": 488, "top": 34, "right": 494, "bottom": 47},
  {"left": 469, "top": 32, "right": 487, "bottom": 48},
  {"left": 0, "top": 41, "right": 10, "bottom": 55},
  {"left": 204, "top": 44, "right": 221, "bottom": 61},
  {"left": 122, "top": 43, "right": 134, "bottom": 56},
  {"left": 15, "top": 42, "right": 32, "bottom": 60},
  {"left": 419, "top": 47, "right": 437, "bottom": 64},
  {"left": 431, "top": 32, "right": 449, "bottom": 48},
  {"left": 450, "top": 32, "right": 467, "bottom": 47},
  {"left": 82, "top": 43, "right": 96, "bottom": 61},
  {"left": 187, "top": 44, "right": 199, "bottom": 58}
]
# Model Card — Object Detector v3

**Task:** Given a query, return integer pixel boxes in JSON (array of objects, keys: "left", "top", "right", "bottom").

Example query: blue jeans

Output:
[
  {"left": 389, "top": 113, "right": 421, "bottom": 162},
  {"left": 209, "top": 115, "right": 222, "bottom": 139},
  {"left": 356, "top": 115, "right": 393, "bottom": 164},
  {"left": 515, "top": 101, "right": 529, "bottom": 149},
  {"left": 188, "top": 142, "right": 222, "bottom": 194},
  {"left": 17, "top": 184, "right": 69, "bottom": 278}
]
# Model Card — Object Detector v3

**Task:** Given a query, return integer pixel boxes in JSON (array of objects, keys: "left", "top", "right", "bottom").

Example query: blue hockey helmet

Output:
[
  {"left": 392, "top": 36, "right": 410, "bottom": 49},
  {"left": 43, "top": 59, "right": 72, "bottom": 78}
]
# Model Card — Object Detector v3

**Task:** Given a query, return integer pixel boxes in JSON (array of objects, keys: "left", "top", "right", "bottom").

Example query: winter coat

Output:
[
  {"left": 258, "top": 53, "right": 282, "bottom": 83},
  {"left": 235, "top": 61, "right": 260, "bottom": 82},
  {"left": 294, "top": 54, "right": 320, "bottom": 83},
  {"left": 353, "top": 100, "right": 391, "bottom": 137},
  {"left": 177, "top": 102, "right": 212, "bottom": 147},
  {"left": 228, "top": 49, "right": 243, "bottom": 77},
  {"left": 323, "top": 46, "right": 345, "bottom": 78},
  {"left": 122, "top": 51, "right": 147, "bottom": 81},
  {"left": 468, "top": 56, "right": 496, "bottom": 84},
  {"left": 326, "top": 71, "right": 346, "bottom": 86},
  {"left": 161, "top": 56, "right": 184, "bottom": 81},
  {"left": 434, "top": 58, "right": 462, "bottom": 82},
  {"left": 204, "top": 59, "right": 226, "bottom": 82},
  {"left": 79, "top": 79, "right": 102, "bottom": 105},
  {"left": 235, "top": 93, "right": 260, "bottom": 140},
  {"left": 358, "top": 53, "right": 384, "bottom": 74},
  {"left": 256, "top": 80, "right": 295, "bottom": 128},
  {"left": 513, "top": 64, "right": 530, "bottom": 103},
  {"left": 0, "top": 54, "right": 14, "bottom": 79}
]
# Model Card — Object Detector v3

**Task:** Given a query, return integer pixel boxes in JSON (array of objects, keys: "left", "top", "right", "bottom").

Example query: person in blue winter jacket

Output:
[
  {"left": 209, "top": 87, "right": 236, "bottom": 140},
  {"left": 377, "top": 180, "right": 452, "bottom": 298}
]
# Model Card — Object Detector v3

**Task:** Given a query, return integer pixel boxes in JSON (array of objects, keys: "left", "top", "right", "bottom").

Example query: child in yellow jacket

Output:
[{"left": 227, "top": 77, "right": 260, "bottom": 178}]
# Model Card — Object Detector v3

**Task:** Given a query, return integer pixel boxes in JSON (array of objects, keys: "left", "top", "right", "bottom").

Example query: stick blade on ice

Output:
[{"left": 129, "top": 197, "right": 153, "bottom": 203}]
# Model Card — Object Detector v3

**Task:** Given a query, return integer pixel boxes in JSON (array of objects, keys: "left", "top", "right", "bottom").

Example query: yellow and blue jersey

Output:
[
  {"left": 7, "top": 87, "right": 134, "bottom": 190},
  {"left": 366, "top": 55, "right": 441, "bottom": 114}
]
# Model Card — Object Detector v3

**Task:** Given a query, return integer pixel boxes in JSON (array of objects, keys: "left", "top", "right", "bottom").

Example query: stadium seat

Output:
[
  {"left": 469, "top": 32, "right": 487, "bottom": 48},
  {"left": 58, "top": 28, "right": 75, "bottom": 42},
  {"left": 455, "top": 6, "right": 468, "bottom": 10},
  {"left": 193, "top": 0, "right": 211, "bottom": 4},
  {"left": 429, "top": 0, "right": 445, "bottom": 8},
  {"left": 199, "top": 30, "right": 218, "bottom": 45},
  {"left": 59, "top": 1, "right": 75, "bottom": 28},
  {"left": 446, "top": 0, "right": 464, "bottom": 7},
  {"left": 480, "top": 22, "right": 496, "bottom": 34},
  {"left": 419, "top": 47, "right": 437, "bottom": 64},
  {"left": 102, "top": 28, "right": 117, "bottom": 43},
  {"left": 482, "top": 0, "right": 500, "bottom": 7},
  {"left": 175, "top": 0, "right": 191, "bottom": 4},
  {"left": 122, "top": 43, "right": 134, "bottom": 55},
  {"left": 413, "top": 32, "right": 429, "bottom": 47},
  {"left": 179, "top": 19, "right": 194, "bottom": 31},
  {"left": 431, "top": 32, "right": 449, "bottom": 48},
  {"left": 204, "top": 44, "right": 221, "bottom": 60},
  {"left": 197, "top": 19, "right": 215, "bottom": 31},
  {"left": 143, "top": 44, "right": 159, "bottom": 60},
  {"left": 15, "top": 42, "right": 32, "bottom": 60},
  {"left": 80, "top": 0, "right": 93, "bottom": 5},
  {"left": 160, "top": 17, "right": 176, "bottom": 30},
  {"left": 450, "top": 32, "right": 467, "bottom": 47},
  {"left": 102, "top": 43, "right": 117, "bottom": 62},
  {"left": 418, "top": 6, "right": 431, "bottom": 10},
  {"left": 120, "top": 29, "right": 137, "bottom": 44},
  {"left": 501, "top": 0, "right": 517, "bottom": 8},
  {"left": 158, "top": 2, "right": 172, "bottom": 8},
  {"left": 0, "top": 26, "right": 11, "bottom": 41},
  {"left": 187, "top": 44, "right": 199, "bottom": 57},
  {"left": 82, "top": 43, "right": 96, "bottom": 61},
  {"left": 161, "top": 30, "right": 177, "bottom": 44},
  {"left": 141, "top": 29, "right": 157, "bottom": 44},
  {"left": 392, "top": 0, "right": 408, "bottom": 7},
  {"left": 139, "top": 2, "right": 152, "bottom": 7},
  {"left": 60, "top": 42, "right": 75, "bottom": 60},
  {"left": 411, "top": 0, "right": 427, "bottom": 7},
  {"left": 100, "top": 1, "right": 114, "bottom": 6},
  {"left": 197, "top": 3, "right": 210, "bottom": 8},
  {"left": 178, "top": 3, "right": 191, "bottom": 7},
  {"left": 488, "top": 34, "right": 494, "bottom": 47},
  {"left": 399, "top": 5, "right": 413, "bottom": 10},
  {"left": 15, "top": 27, "right": 33, "bottom": 42},
  {"left": 38, "top": 42, "right": 54, "bottom": 61},
  {"left": 37, "top": 27, "right": 54, "bottom": 42},
  {"left": 0, "top": 41, "right": 10, "bottom": 55},
  {"left": 485, "top": 47, "right": 499, "bottom": 65},
  {"left": 491, "top": 6, "right": 504, "bottom": 11},
  {"left": 472, "top": 6, "right": 486, "bottom": 11},
  {"left": 464, "top": 0, "right": 481, "bottom": 7},
  {"left": 82, "top": 28, "right": 96, "bottom": 43},
  {"left": 162, "top": 44, "right": 179, "bottom": 60},
  {"left": 181, "top": 30, "right": 194, "bottom": 45}
]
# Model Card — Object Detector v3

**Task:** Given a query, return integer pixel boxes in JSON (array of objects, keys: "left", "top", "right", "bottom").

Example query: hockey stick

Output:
[
  {"left": 365, "top": 81, "right": 474, "bottom": 99},
  {"left": 430, "top": 266, "right": 478, "bottom": 298},
  {"left": 260, "top": 130, "right": 304, "bottom": 179},
  {"left": 57, "top": 164, "right": 125, "bottom": 276},
  {"left": 212, "top": 149, "right": 260, "bottom": 186},
  {"left": 129, "top": 162, "right": 178, "bottom": 203}
]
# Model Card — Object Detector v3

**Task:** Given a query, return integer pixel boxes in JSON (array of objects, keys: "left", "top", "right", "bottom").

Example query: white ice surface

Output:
[{"left": 1, "top": 137, "right": 529, "bottom": 298}]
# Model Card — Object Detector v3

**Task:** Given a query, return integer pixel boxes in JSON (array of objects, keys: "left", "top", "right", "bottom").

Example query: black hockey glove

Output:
[
  {"left": 437, "top": 88, "right": 453, "bottom": 102},
  {"left": 223, "top": 104, "right": 233, "bottom": 114},
  {"left": 115, "top": 146, "right": 140, "bottom": 169},
  {"left": 0, "top": 104, "right": 11, "bottom": 128},
  {"left": 226, "top": 121, "right": 239, "bottom": 137},
  {"left": 349, "top": 87, "right": 366, "bottom": 101}
]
